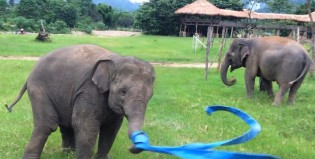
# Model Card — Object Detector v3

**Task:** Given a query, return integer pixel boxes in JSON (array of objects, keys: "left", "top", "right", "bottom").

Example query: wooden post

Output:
[
  {"left": 216, "top": 26, "right": 219, "bottom": 38},
  {"left": 183, "top": 25, "right": 187, "bottom": 37},
  {"left": 229, "top": 27, "right": 234, "bottom": 46},
  {"left": 276, "top": 29, "right": 280, "bottom": 36},
  {"left": 205, "top": 26, "right": 214, "bottom": 80},
  {"left": 217, "top": 26, "right": 227, "bottom": 71},
  {"left": 179, "top": 24, "right": 182, "bottom": 36},
  {"left": 297, "top": 26, "right": 300, "bottom": 43},
  {"left": 195, "top": 25, "right": 198, "bottom": 34}
]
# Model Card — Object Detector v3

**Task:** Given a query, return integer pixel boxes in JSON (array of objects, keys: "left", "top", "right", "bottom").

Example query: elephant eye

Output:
[{"left": 119, "top": 88, "right": 128, "bottom": 96}]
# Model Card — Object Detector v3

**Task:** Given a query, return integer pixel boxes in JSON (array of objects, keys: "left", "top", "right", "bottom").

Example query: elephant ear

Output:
[
  {"left": 239, "top": 43, "right": 249, "bottom": 63},
  {"left": 92, "top": 60, "right": 116, "bottom": 93}
]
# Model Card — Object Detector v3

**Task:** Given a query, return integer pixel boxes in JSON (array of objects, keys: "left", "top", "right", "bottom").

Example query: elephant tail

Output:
[
  {"left": 288, "top": 55, "right": 311, "bottom": 85},
  {"left": 5, "top": 82, "right": 27, "bottom": 112}
]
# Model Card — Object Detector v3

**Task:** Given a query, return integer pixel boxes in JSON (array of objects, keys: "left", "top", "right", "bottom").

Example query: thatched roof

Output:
[
  {"left": 175, "top": 0, "right": 315, "bottom": 23},
  {"left": 175, "top": 0, "right": 220, "bottom": 16}
]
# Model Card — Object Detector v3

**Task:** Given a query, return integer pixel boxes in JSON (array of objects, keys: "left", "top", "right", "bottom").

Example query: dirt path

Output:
[{"left": 0, "top": 56, "right": 218, "bottom": 68}]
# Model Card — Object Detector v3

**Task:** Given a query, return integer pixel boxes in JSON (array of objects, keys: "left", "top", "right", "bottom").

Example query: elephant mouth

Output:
[{"left": 110, "top": 105, "right": 125, "bottom": 114}]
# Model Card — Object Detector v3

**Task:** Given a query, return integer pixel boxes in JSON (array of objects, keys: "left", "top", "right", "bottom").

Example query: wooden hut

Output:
[{"left": 175, "top": 0, "right": 314, "bottom": 38}]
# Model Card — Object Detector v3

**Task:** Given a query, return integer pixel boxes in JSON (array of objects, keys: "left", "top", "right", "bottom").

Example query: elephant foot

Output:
[
  {"left": 23, "top": 154, "right": 40, "bottom": 159},
  {"left": 287, "top": 101, "right": 295, "bottom": 105},
  {"left": 272, "top": 101, "right": 280, "bottom": 106},
  {"left": 95, "top": 154, "right": 110, "bottom": 159},
  {"left": 62, "top": 147, "right": 76, "bottom": 152}
]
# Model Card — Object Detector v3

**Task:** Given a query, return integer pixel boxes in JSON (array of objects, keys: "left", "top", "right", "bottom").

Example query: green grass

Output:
[
  {"left": 0, "top": 33, "right": 228, "bottom": 63},
  {"left": 0, "top": 34, "right": 315, "bottom": 158}
]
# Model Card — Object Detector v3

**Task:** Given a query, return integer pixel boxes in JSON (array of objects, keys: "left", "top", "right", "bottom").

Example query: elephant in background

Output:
[
  {"left": 220, "top": 36, "right": 310, "bottom": 105},
  {"left": 5, "top": 44, "right": 155, "bottom": 159}
]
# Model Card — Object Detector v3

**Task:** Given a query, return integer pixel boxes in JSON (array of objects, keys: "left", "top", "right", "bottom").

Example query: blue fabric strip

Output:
[{"left": 130, "top": 105, "right": 281, "bottom": 159}]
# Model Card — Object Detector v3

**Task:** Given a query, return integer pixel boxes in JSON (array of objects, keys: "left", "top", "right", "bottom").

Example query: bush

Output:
[
  {"left": 93, "top": 22, "right": 106, "bottom": 30},
  {"left": 77, "top": 24, "right": 93, "bottom": 34},
  {"left": 47, "top": 20, "right": 71, "bottom": 34},
  {"left": 14, "top": 16, "right": 38, "bottom": 32}
]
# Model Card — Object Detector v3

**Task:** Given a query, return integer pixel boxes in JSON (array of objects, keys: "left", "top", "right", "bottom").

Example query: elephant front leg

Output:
[
  {"left": 95, "top": 116, "right": 124, "bottom": 159},
  {"left": 244, "top": 73, "right": 256, "bottom": 98},
  {"left": 72, "top": 100, "right": 101, "bottom": 159},
  {"left": 72, "top": 118, "right": 100, "bottom": 159}
]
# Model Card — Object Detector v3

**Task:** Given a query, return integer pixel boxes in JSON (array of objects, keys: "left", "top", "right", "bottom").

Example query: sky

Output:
[{"left": 130, "top": 0, "right": 149, "bottom": 3}]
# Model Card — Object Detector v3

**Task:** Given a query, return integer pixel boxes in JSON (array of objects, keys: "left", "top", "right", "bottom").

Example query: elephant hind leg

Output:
[
  {"left": 272, "top": 82, "right": 290, "bottom": 106},
  {"left": 23, "top": 126, "right": 54, "bottom": 159},
  {"left": 60, "top": 126, "right": 76, "bottom": 151},
  {"left": 24, "top": 89, "right": 59, "bottom": 158},
  {"left": 288, "top": 76, "right": 306, "bottom": 104}
]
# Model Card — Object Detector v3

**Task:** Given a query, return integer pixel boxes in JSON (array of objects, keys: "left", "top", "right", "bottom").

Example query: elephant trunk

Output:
[
  {"left": 124, "top": 100, "right": 147, "bottom": 154},
  {"left": 221, "top": 56, "right": 236, "bottom": 86}
]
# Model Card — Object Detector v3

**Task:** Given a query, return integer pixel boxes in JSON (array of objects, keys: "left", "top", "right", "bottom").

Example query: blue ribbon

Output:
[{"left": 131, "top": 105, "right": 281, "bottom": 159}]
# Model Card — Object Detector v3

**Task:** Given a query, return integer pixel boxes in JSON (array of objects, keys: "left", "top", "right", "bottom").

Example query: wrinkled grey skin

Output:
[
  {"left": 221, "top": 36, "right": 310, "bottom": 105},
  {"left": 5, "top": 45, "right": 155, "bottom": 159}
]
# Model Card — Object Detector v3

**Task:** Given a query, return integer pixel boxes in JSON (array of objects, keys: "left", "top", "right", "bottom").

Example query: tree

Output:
[
  {"left": 210, "top": 0, "right": 243, "bottom": 11},
  {"left": 266, "top": 0, "right": 294, "bottom": 13},
  {"left": 135, "top": 0, "right": 193, "bottom": 35},
  {"left": 116, "top": 12, "right": 135, "bottom": 28},
  {"left": 97, "top": 3, "right": 114, "bottom": 27},
  {"left": 0, "top": 0, "right": 8, "bottom": 16},
  {"left": 16, "top": 0, "right": 43, "bottom": 20},
  {"left": 295, "top": 1, "right": 315, "bottom": 14},
  {"left": 58, "top": 3, "right": 78, "bottom": 28},
  {"left": 9, "top": 0, "right": 14, "bottom": 6}
]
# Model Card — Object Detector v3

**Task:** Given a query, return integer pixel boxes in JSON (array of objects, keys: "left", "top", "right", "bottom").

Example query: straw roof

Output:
[
  {"left": 175, "top": 0, "right": 220, "bottom": 16},
  {"left": 175, "top": 0, "right": 315, "bottom": 23}
]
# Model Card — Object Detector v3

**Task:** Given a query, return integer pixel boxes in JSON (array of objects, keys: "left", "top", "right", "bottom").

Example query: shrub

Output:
[
  {"left": 14, "top": 16, "right": 38, "bottom": 32},
  {"left": 93, "top": 22, "right": 106, "bottom": 30},
  {"left": 47, "top": 20, "right": 71, "bottom": 34}
]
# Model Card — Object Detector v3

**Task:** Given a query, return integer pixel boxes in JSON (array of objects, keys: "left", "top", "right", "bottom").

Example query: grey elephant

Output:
[
  {"left": 5, "top": 44, "right": 155, "bottom": 159},
  {"left": 220, "top": 36, "right": 310, "bottom": 105}
]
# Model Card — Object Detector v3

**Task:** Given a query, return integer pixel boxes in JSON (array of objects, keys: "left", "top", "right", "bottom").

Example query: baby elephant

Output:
[
  {"left": 5, "top": 44, "right": 155, "bottom": 159},
  {"left": 221, "top": 36, "right": 310, "bottom": 105}
]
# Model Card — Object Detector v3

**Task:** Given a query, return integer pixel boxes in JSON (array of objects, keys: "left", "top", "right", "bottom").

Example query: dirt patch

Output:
[
  {"left": 92, "top": 30, "right": 141, "bottom": 37},
  {"left": 71, "top": 30, "right": 141, "bottom": 37},
  {"left": 0, "top": 56, "right": 218, "bottom": 68}
]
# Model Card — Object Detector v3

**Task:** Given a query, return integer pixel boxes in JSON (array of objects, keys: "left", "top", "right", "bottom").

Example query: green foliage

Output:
[
  {"left": 116, "top": 12, "right": 135, "bottom": 28},
  {"left": 93, "top": 21, "right": 107, "bottom": 30},
  {"left": 0, "top": 0, "right": 7, "bottom": 15},
  {"left": 295, "top": 0, "right": 315, "bottom": 15},
  {"left": 97, "top": 3, "right": 114, "bottom": 27},
  {"left": 210, "top": 0, "right": 243, "bottom": 10},
  {"left": 266, "top": 0, "right": 295, "bottom": 13},
  {"left": 14, "top": 16, "right": 38, "bottom": 32},
  {"left": 16, "top": 0, "right": 42, "bottom": 20},
  {"left": 47, "top": 20, "right": 70, "bottom": 34},
  {"left": 135, "top": 0, "right": 193, "bottom": 35}
]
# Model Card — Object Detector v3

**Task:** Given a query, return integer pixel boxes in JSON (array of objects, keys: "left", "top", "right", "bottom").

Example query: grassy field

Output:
[
  {"left": 0, "top": 33, "right": 315, "bottom": 159},
  {"left": 0, "top": 33, "right": 228, "bottom": 63}
]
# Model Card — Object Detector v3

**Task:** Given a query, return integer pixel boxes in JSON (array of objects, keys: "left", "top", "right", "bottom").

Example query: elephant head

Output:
[
  {"left": 221, "top": 38, "right": 250, "bottom": 86},
  {"left": 92, "top": 56, "right": 155, "bottom": 152}
]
